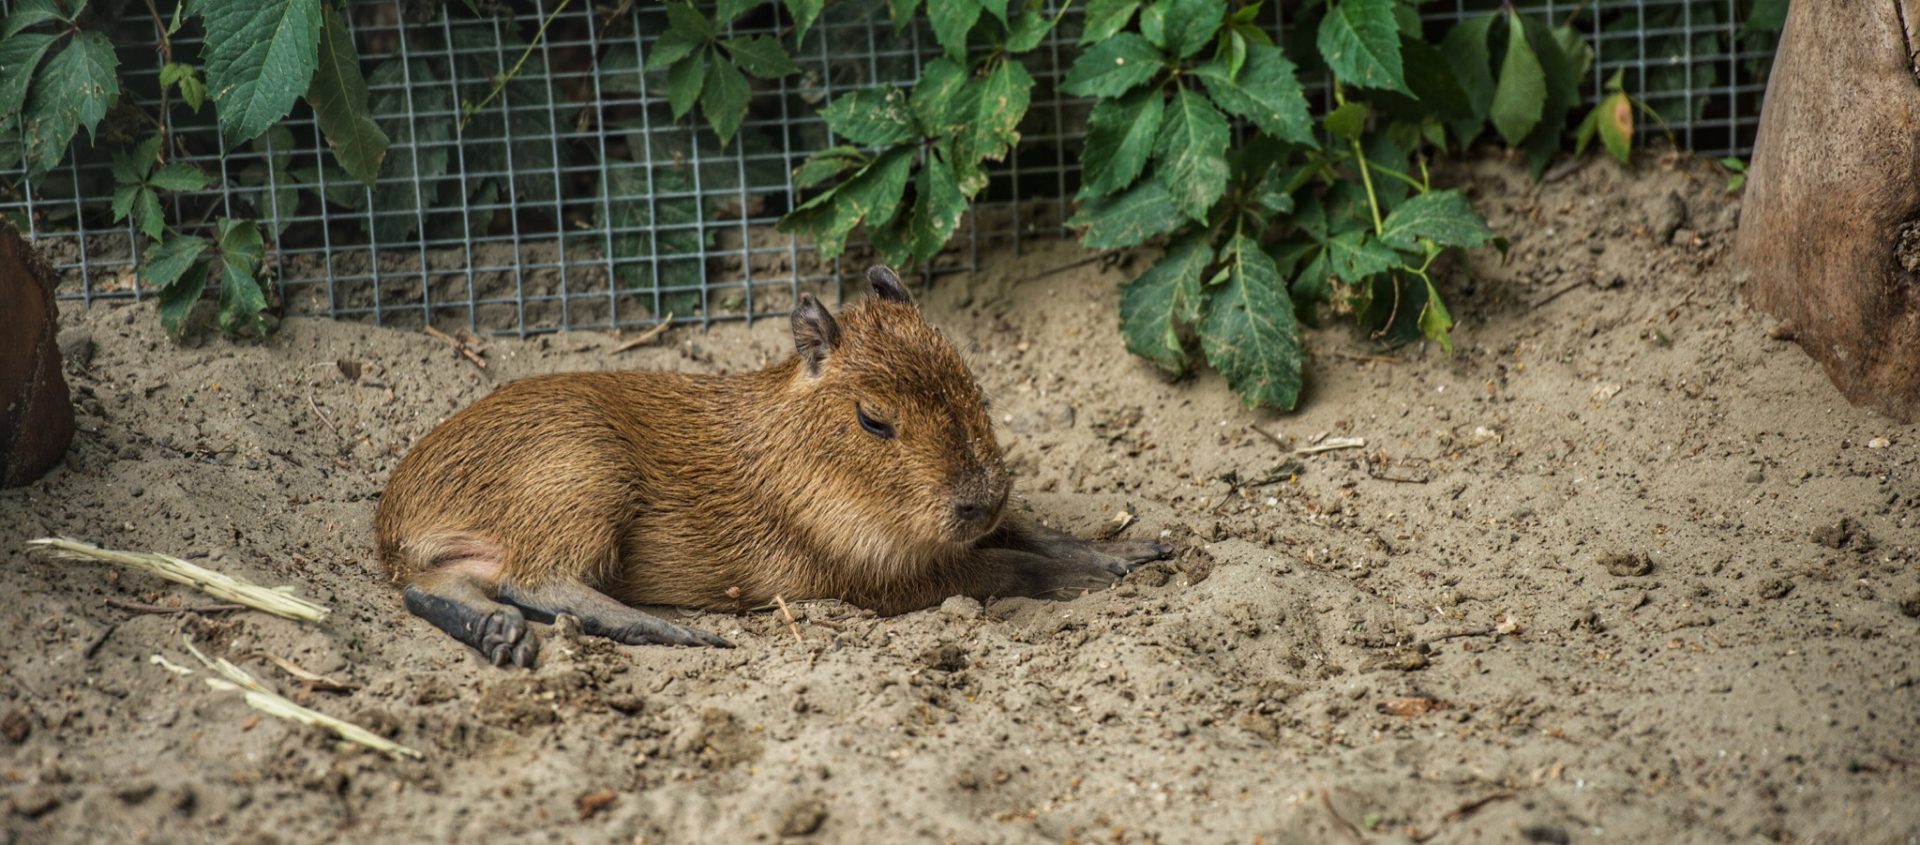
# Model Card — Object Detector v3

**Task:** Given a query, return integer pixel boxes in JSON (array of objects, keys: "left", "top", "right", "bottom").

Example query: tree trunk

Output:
[
  {"left": 1735, "top": 0, "right": 1920, "bottom": 422},
  {"left": 0, "top": 220, "right": 75, "bottom": 487}
]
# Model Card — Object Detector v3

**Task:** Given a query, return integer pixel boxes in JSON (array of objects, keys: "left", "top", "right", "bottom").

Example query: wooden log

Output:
[
  {"left": 1735, "top": 0, "right": 1920, "bottom": 422},
  {"left": 0, "top": 220, "right": 74, "bottom": 487}
]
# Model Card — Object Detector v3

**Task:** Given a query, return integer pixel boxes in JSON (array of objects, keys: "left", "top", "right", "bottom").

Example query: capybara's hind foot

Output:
[
  {"left": 1091, "top": 540, "right": 1173, "bottom": 573},
  {"left": 403, "top": 572, "right": 541, "bottom": 668},
  {"left": 498, "top": 578, "right": 733, "bottom": 649},
  {"left": 477, "top": 606, "right": 538, "bottom": 667}
]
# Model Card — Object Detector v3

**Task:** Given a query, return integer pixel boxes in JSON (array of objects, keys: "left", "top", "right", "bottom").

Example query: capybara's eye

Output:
[{"left": 856, "top": 403, "right": 895, "bottom": 439}]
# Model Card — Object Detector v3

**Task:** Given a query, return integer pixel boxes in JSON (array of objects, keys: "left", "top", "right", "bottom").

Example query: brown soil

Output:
[{"left": 3, "top": 155, "right": 1917, "bottom": 844}]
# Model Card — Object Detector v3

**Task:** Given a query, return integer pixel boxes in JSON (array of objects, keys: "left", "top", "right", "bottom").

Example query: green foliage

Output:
[
  {"left": 6, "top": 0, "right": 1777, "bottom": 399},
  {"left": 0, "top": 0, "right": 120, "bottom": 179},
  {"left": 1062, "top": 0, "right": 1539, "bottom": 410},
  {"left": 308, "top": 5, "right": 388, "bottom": 187},
  {"left": 1719, "top": 156, "right": 1747, "bottom": 193},
  {"left": 779, "top": 4, "right": 1056, "bottom": 266},
  {"left": 1574, "top": 69, "right": 1670, "bottom": 166},
  {"left": 139, "top": 218, "right": 272, "bottom": 337},
  {"left": 648, "top": 1, "right": 800, "bottom": 146},
  {"left": 111, "top": 136, "right": 209, "bottom": 242},
  {"left": 198, "top": 0, "right": 323, "bottom": 147}
]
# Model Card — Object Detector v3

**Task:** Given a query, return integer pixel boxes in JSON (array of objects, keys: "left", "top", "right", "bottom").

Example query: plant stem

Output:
[
  {"left": 1365, "top": 158, "right": 1425, "bottom": 193},
  {"left": 462, "top": 0, "right": 573, "bottom": 128},
  {"left": 1349, "top": 135, "right": 1384, "bottom": 237}
]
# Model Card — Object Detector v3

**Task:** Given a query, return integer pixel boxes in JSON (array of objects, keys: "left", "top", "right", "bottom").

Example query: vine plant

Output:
[{"left": 0, "top": 0, "right": 1784, "bottom": 409}]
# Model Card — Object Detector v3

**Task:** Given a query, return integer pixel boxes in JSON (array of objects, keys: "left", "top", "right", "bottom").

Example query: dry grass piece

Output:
[
  {"left": 179, "top": 638, "right": 422, "bottom": 760},
  {"left": 29, "top": 538, "right": 329, "bottom": 623}
]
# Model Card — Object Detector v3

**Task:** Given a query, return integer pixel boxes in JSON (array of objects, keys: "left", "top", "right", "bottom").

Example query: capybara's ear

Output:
[
  {"left": 867, "top": 265, "right": 912, "bottom": 304},
  {"left": 791, "top": 292, "right": 840, "bottom": 374}
]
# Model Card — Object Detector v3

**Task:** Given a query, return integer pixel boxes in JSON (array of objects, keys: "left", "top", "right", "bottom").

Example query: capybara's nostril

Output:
[{"left": 954, "top": 502, "right": 990, "bottom": 524}]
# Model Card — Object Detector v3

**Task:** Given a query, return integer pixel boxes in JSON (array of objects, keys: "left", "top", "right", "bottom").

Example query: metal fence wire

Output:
[{"left": 3, "top": 0, "right": 1777, "bottom": 336}]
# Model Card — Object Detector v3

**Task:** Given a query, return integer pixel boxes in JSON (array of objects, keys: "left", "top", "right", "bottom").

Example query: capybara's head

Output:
[{"left": 785, "top": 266, "right": 1009, "bottom": 554}]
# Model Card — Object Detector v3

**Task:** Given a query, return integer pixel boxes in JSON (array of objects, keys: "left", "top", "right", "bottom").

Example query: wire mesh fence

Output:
[{"left": 2, "top": 0, "right": 1778, "bottom": 336}]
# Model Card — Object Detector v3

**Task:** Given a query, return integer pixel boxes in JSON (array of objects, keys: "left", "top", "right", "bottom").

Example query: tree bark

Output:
[
  {"left": 1735, "top": 0, "right": 1920, "bottom": 422},
  {"left": 0, "top": 220, "right": 75, "bottom": 487}
]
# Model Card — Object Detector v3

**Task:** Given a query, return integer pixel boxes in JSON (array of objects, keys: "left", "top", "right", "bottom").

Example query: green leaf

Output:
[
  {"left": 1742, "top": 0, "right": 1788, "bottom": 36},
  {"left": 929, "top": 0, "right": 980, "bottom": 59},
  {"left": 887, "top": 0, "right": 921, "bottom": 33},
  {"left": 1005, "top": 5, "right": 1056, "bottom": 53},
  {"left": 308, "top": 5, "right": 389, "bottom": 187},
  {"left": 19, "top": 30, "right": 118, "bottom": 177},
  {"left": 784, "top": 0, "right": 823, "bottom": 42},
  {"left": 1439, "top": 14, "right": 1495, "bottom": 141},
  {"left": 1325, "top": 230, "right": 1399, "bottom": 281},
  {"left": 1518, "top": 19, "right": 1589, "bottom": 175},
  {"left": 1068, "top": 178, "right": 1182, "bottom": 249},
  {"left": 1080, "top": 85, "right": 1163, "bottom": 199},
  {"left": 844, "top": 148, "right": 914, "bottom": 230},
  {"left": 1194, "top": 43, "right": 1315, "bottom": 147},
  {"left": 178, "top": 72, "right": 207, "bottom": 112},
  {"left": 1417, "top": 277, "right": 1453, "bottom": 352},
  {"left": 792, "top": 146, "right": 864, "bottom": 188},
  {"left": 157, "top": 261, "right": 209, "bottom": 335},
  {"left": 666, "top": 2, "right": 713, "bottom": 39},
  {"left": 1153, "top": 88, "right": 1229, "bottom": 223},
  {"left": 820, "top": 87, "right": 916, "bottom": 147},
  {"left": 1060, "top": 33, "right": 1164, "bottom": 97},
  {"left": 1154, "top": 0, "right": 1224, "bottom": 59},
  {"left": 214, "top": 217, "right": 268, "bottom": 333},
  {"left": 1322, "top": 100, "right": 1367, "bottom": 139},
  {"left": 1378, "top": 189, "right": 1494, "bottom": 250},
  {"left": 1200, "top": 235, "right": 1303, "bottom": 409},
  {"left": 131, "top": 187, "right": 164, "bottom": 241},
  {"left": 646, "top": 28, "right": 703, "bottom": 72},
  {"left": 110, "top": 183, "right": 138, "bottom": 222},
  {"left": 723, "top": 36, "right": 798, "bottom": 79},
  {"left": 1595, "top": 90, "right": 1633, "bottom": 163},
  {"left": 980, "top": 0, "right": 1009, "bottom": 24},
  {"left": 1119, "top": 232, "right": 1211, "bottom": 372},
  {"left": 1081, "top": 0, "right": 1139, "bottom": 45},
  {"left": 666, "top": 50, "right": 707, "bottom": 118},
  {"left": 0, "top": 32, "right": 58, "bottom": 121},
  {"left": 142, "top": 232, "right": 211, "bottom": 293},
  {"left": 1316, "top": 0, "right": 1410, "bottom": 95},
  {"left": 147, "top": 162, "right": 208, "bottom": 192},
  {"left": 3, "top": 0, "right": 67, "bottom": 39},
  {"left": 700, "top": 53, "right": 751, "bottom": 146},
  {"left": 781, "top": 148, "right": 913, "bottom": 260},
  {"left": 909, "top": 146, "right": 966, "bottom": 263},
  {"left": 910, "top": 57, "right": 968, "bottom": 134},
  {"left": 1488, "top": 11, "right": 1545, "bottom": 146},
  {"left": 1138, "top": 2, "right": 1165, "bottom": 47},
  {"left": 199, "top": 0, "right": 322, "bottom": 147},
  {"left": 961, "top": 57, "right": 1033, "bottom": 162},
  {"left": 716, "top": 0, "right": 760, "bottom": 24}
]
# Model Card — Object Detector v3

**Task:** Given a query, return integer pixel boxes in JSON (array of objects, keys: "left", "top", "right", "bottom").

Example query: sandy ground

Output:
[{"left": 3, "top": 154, "right": 1918, "bottom": 845}]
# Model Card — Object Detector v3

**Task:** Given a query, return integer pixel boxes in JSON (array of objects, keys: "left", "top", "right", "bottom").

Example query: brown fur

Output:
[{"left": 375, "top": 294, "right": 1024, "bottom": 616}]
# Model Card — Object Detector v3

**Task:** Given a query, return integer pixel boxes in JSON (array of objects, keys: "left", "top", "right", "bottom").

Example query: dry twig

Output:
[
  {"left": 178, "top": 638, "right": 421, "bottom": 760},
  {"left": 424, "top": 325, "right": 488, "bottom": 369},
  {"left": 106, "top": 598, "right": 248, "bottom": 615},
  {"left": 772, "top": 594, "right": 804, "bottom": 643},
  {"left": 30, "top": 538, "right": 329, "bottom": 623},
  {"left": 613, "top": 315, "right": 675, "bottom": 352},
  {"left": 1297, "top": 437, "right": 1367, "bottom": 456}
]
